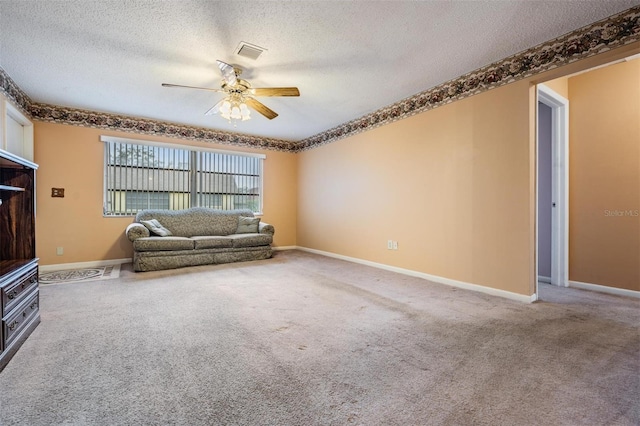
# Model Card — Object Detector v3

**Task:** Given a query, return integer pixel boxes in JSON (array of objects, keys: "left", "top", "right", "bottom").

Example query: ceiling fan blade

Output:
[
  {"left": 162, "top": 83, "right": 222, "bottom": 92},
  {"left": 245, "top": 98, "right": 278, "bottom": 120},
  {"left": 204, "top": 98, "right": 226, "bottom": 116},
  {"left": 216, "top": 60, "right": 238, "bottom": 87},
  {"left": 251, "top": 87, "right": 300, "bottom": 97}
]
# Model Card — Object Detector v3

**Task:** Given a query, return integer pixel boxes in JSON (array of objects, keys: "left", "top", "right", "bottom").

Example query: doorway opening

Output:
[{"left": 536, "top": 84, "right": 569, "bottom": 299}]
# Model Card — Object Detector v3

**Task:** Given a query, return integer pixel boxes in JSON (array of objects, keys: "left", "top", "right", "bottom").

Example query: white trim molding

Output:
[
  {"left": 569, "top": 280, "right": 640, "bottom": 299},
  {"left": 4, "top": 101, "right": 34, "bottom": 161},
  {"left": 297, "top": 247, "right": 536, "bottom": 303},
  {"left": 537, "top": 84, "right": 569, "bottom": 289},
  {"left": 39, "top": 258, "right": 132, "bottom": 273},
  {"left": 272, "top": 246, "right": 298, "bottom": 251}
]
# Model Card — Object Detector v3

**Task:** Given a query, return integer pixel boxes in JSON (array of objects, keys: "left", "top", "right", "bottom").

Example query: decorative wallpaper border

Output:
[
  {"left": 0, "top": 66, "right": 32, "bottom": 117},
  {"left": 28, "top": 103, "right": 299, "bottom": 152},
  {"left": 1, "top": 6, "right": 639, "bottom": 154},
  {"left": 296, "top": 6, "right": 640, "bottom": 151}
]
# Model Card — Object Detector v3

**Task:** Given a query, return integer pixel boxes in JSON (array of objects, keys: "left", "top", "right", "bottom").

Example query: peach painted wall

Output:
[
  {"left": 541, "top": 77, "right": 568, "bottom": 100},
  {"left": 33, "top": 122, "right": 297, "bottom": 265},
  {"left": 567, "top": 59, "right": 640, "bottom": 291},
  {"left": 298, "top": 80, "right": 535, "bottom": 296}
]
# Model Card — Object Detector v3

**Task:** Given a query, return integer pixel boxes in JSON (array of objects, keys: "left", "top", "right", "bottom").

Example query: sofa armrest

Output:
[
  {"left": 126, "top": 223, "right": 150, "bottom": 241},
  {"left": 259, "top": 222, "right": 275, "bottom": 236}
]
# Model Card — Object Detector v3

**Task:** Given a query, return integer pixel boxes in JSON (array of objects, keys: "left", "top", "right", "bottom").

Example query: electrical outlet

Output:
[
  {"left": 387, "top": 240, "right": 393, "bottom": 250},
  {"left": 393, "top": 241, "right": 398, "bottom": 250},
  {"left": 56, "top": 247, "right": 64, "bottom": 256},
  {"left": 51, "top": 188, "right": 65, "bottom": 198}
]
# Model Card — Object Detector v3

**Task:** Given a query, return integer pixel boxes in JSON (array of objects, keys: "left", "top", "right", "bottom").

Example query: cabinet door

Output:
[{"left": 3, "top": 102, "right": 34, "bottom": 162}]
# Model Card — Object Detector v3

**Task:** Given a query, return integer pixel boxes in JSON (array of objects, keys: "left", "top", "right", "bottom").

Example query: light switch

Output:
[{"left": 51, "top": 188, "right": 65, "bottom": 197}]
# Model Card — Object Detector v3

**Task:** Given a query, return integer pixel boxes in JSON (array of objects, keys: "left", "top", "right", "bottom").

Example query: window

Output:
[
  {"left": 125, "top": 192, "right": 170, "bottom": 212},
  {"left": 103, "top": 136, "right": 264, "bottom": 216}
]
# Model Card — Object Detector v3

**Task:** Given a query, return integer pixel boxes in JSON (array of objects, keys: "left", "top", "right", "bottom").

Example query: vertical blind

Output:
[{"left": 103, "top": 136, "right": 264, "bottom": 216}]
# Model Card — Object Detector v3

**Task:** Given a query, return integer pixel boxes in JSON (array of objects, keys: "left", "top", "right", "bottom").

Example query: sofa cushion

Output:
[
  {"left": 133, "top": 236, "right": 195, "bottom": 252},
  {"left": 228, "top": 233, "right": 273, "bottom": 248},
  {"left": 192, "top": 236, "right": 234, "bottom": 249},
  {"left": 140, "top": 219, "right": 173, "bottom": 236},
  {"left": 236, "top": 216, "right": 260, "bottom": 233}
]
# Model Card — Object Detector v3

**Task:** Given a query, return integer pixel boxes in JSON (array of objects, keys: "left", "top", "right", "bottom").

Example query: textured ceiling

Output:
[{"left": 0, "top": 1, "right": 638, "bottom": 142}]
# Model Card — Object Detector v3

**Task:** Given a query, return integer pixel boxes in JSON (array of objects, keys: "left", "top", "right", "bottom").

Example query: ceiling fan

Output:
[{"left": 162, "top": 60, "right": 300, "bottom": 121}]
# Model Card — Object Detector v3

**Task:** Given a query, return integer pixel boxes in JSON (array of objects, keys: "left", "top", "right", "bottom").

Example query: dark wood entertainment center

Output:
[{"left": 0, "top": 149, "right": 39, "bottom": 371}]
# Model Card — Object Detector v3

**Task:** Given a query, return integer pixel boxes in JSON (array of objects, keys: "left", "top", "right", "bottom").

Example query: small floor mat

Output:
[{"left": 39, "top": 264, "right": 121, "bottom": 284}]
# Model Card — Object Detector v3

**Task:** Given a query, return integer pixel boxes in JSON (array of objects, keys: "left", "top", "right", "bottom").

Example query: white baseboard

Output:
[
  {"left": 568, "top": 280, "right": 640, "bottom": 299},
  {"left": 273, "top": 246, "right": 298, "bottom": 251},
  {"left": 296, "top": 247, "right": 536, "bottom": 303},
  {"left": 39, "top": 258, "right": 132, "bottom": 272}
]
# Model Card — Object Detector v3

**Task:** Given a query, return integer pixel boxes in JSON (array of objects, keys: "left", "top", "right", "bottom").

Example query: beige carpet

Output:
[{"left": 0, "top": 250, "right": 638, "bottom": 425}]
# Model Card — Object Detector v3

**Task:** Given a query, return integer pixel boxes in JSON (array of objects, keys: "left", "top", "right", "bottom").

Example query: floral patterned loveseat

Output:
[{"left": 125, "top": 208, "right": 274, "bottom": 272}]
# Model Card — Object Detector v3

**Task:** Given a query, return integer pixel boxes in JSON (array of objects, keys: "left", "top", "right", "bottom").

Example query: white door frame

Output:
[{"left": 537, "top": 84, "right": 569, "bottom": 290}]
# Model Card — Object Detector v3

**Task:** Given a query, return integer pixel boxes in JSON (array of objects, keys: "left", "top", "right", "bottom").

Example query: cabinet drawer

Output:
[
  {"left": 2, "top": 268, "right": 38, "bottom": 316},
  {"left": 3, "top": 291, "right": 39, "bottom": 347}
]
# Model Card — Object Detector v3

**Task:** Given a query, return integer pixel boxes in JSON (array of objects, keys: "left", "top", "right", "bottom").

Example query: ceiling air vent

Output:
[{"left": 236, "top": 42, "right": 267, "bottom": 60}]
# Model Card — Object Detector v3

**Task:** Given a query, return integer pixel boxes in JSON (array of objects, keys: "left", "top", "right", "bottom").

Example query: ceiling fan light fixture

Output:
[
  {"left": 240, "top": 103, "right": 251, "bottom": 120},
  {"left": 219, "top": 100, "right": 232, "bottom": 120},
  {"left": 163, "top": 58, "right": 298, "bottom": 122},
  {"left": 218, "top": 98, "right": 251, "bottom": 122}
]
